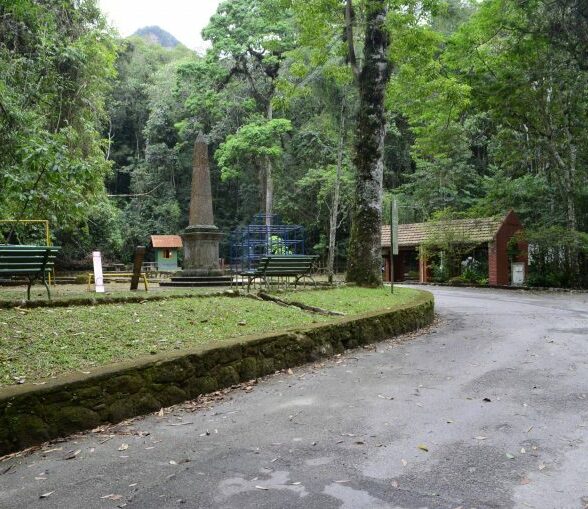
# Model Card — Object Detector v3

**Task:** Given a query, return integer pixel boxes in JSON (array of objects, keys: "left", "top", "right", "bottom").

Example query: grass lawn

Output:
[
  {"left": 0, "top": 282, "right": 221, "bottom": 303},
  {"left": 0, "top": 295, "right": 333, "bottom": 386},
  {"left": 0, "top": 286, "right": 425, "bottom": 386},
  {"left": 279, "top": 286, "right": 422, "bottom": 315}
]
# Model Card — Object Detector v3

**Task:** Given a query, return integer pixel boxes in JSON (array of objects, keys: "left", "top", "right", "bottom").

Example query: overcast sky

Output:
[{"left": 98, "top": 0, "right": 223, "bottom": 53}]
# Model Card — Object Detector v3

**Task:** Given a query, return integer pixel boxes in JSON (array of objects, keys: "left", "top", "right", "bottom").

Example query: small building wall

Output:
[
  {"left": 383, "top": 249, "right": 414, "bottom": 282},
  {"left": 155, "top": 248, "right": 179, "bottom": 271},
  {"left": 488, "top": 210, "right": 528, "bottom": 286},
  {"left": 381, "top": 210, "right": 527, "bottom": 286}
]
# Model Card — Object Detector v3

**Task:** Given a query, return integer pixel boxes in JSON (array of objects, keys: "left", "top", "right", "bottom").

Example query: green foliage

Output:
[
  {"left": 522, "top": 227, "right": 588, "bottom": 288},
  {"left": 0, "top": 0, "right": 117, "bottom": 229},
  {"left": 215, "top": 119, "right": 293, "bottom": 181}
]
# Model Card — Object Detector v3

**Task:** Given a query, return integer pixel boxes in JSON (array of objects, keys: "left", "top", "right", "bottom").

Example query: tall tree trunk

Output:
[
  {"left": 327, "top": 102, "right": 346, "bottom": 283},
  {"left": 265, "top": 101, "right": 273, "bottom": 227},
  {"left": 564, "top": 122, "right": 579, "bottom": 283},
  {"left": 346, "top": 0, "right": 390, "bottom": 286}
]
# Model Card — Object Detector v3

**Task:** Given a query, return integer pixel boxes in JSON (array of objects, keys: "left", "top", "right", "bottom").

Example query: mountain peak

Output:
[{"left": 133, "top": 26, "right": 181, "bottom": 48}]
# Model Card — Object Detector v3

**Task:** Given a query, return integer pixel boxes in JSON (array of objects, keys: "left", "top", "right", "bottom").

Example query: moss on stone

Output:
[
  {"left": 51, "top": 406, "right": 100, "bottom": 435},
  {"left": 0, "top": 291, "right": 434, "bottom": 456},
  {"left": 8, "top": 415, "right": 50, "bottom": 447},
  {"left": 187, "top": 376, "right": 218, "bottom": 397},
  {"left": 238, "top": 357, "right": 258, "bottom": 380},
  {"left": 156, "top": 385, "right": 188, "bottom": 407},
  {"left": 217, "top": 366, "right": 239, "bottom": 387},
  {"left": 104, "top": 374, "right": 144, "bottom": 394}
]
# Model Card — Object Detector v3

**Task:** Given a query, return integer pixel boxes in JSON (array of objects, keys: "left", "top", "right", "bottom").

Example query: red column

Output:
[{"left": 419, "top": 250, "right": 429, "bottom": 283}]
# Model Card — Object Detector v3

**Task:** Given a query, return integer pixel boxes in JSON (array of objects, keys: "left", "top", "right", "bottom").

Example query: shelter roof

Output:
[
  {"left": 151, "top": 235, "right": 183, "bottom": 249},
  {"left": 382, "top": 216, "right": 506, "bottom": 248}
]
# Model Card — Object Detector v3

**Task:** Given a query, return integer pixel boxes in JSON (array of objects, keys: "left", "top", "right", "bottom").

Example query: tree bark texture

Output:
[
  {"left": 327, "top": 102, "right": 346, "bottom": 283},
  {"left": 346, "top": 1, "right": 390, "bottom": 286},
  {"left": 265, "top": 101, "right": 274, "bottom": 226}
]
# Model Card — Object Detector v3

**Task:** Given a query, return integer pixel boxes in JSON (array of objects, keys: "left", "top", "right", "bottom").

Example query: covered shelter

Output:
[
  {"left": 150, "top": 235, "right": 182, "bottom": 271},
  {"left": 382, "top": 210, "right": 528, "bottom": 286}
]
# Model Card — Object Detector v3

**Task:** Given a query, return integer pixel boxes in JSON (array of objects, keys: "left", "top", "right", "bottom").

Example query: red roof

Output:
[{"left": 151, "top": 235, "right": 182, "bottom": 249}]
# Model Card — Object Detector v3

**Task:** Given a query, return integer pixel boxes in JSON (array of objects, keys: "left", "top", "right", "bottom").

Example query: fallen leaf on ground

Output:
[
  {"left": 255, "top": 485, "right": 268, "bottom": 490},
  {"left": 42, "top": 448, "right": 62, "bottom": 454},
  {"left": 418, "top": 444, "right": 429, "bottom": 452},
  {"left": 377, "top": 394, "right": 394, "bottom": 400},
  {"left": 538, "top": 463, "right": 546, "bottom": 471},
  {"left": 63, "top": 449, "right": 81, "bottom": 460},
  {"left": 474, "top": 436, "right": 487, "bottom": 440},
  {"left": 118, "top": 444, "right": 129, "bottom": 451},
  {"left": 169, "top": 460, "right": 177, "bottom": 465},
  {"left": 401, "top": 459, "right": 408, "bottom": 466},
  {"left": 100, "top": 494, "right": 123, "bottom": 500},
  {"left": 506, "top": 453, "right": 515, "bottom": 459},
  {"left": 39, "top": 491, "right": 54, "bottom": 499}
]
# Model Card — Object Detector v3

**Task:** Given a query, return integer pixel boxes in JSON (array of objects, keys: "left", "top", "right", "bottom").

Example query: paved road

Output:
[{"left": 1, "top": 287, "right": 587, "bottom": 509}]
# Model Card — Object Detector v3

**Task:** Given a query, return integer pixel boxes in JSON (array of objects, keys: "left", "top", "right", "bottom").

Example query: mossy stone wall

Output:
[{"left": 0, "top": 291, "right": 433, "bottom": 455}]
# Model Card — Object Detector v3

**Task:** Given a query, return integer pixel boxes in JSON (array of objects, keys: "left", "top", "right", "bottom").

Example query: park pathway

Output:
[{"left": 1, "top": 286, "right": 588, "bottom": 509}]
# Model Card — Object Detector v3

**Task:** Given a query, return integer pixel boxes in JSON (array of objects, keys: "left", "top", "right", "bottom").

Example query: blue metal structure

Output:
[{"left": 229, "top": 214, "right": 305, "bottom": 272}]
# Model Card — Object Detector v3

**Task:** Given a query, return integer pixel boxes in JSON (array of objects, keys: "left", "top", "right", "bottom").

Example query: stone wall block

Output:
[{"left": 0, "top": 291, "right": 434, "bottom": 455}]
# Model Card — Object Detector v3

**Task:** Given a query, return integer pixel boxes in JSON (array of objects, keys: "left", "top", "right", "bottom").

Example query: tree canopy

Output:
[{"left": 1, "top": 0, "right": 586, "bottom": 286}]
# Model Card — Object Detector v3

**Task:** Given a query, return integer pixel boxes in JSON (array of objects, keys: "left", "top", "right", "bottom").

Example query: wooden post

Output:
[
  {"left": 130, "top": 246, "right": 146, "bottom": 291},
  {"left": 390, "top": 197, "right": 398, "bottom": 294}
]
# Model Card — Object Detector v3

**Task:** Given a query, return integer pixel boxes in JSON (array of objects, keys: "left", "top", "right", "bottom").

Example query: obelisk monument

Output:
[{"left": 180, "top": 133, "right": 224, "bottom": 276}]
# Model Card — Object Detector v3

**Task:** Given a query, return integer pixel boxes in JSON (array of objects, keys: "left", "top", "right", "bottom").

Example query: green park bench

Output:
[
  {"left": 0, "top": 245, "right": 60, "bottom": 300},
  {"left": 241, "top": 255, "right": 319, "bottom": 292}
]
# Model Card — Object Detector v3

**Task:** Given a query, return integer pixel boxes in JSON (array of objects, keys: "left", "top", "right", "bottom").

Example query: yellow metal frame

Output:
[
  {"left": 0, "top": 219, "right": 54, "bottom": 284},
  {"left": 0, "top": 219, "right": 51, "bottom": 246}
]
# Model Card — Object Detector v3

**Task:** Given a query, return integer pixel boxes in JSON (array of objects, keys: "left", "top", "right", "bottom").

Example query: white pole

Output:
[{"left": 92, "top": 251, "right": 105, "bottom": 293}]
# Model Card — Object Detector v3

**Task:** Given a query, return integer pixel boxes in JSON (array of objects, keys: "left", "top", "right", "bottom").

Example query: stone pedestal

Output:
[{"left": 180, "top": 225, "right": 224, "bottom": 277}]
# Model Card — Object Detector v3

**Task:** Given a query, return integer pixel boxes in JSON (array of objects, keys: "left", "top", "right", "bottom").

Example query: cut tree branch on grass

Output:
[{"left": 257, "top": 292, "right": 345, "bottom": 316}]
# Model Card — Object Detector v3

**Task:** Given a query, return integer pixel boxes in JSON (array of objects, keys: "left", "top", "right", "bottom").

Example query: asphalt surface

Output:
[{"left": 1, "top": 286, "right": 587, "bottom": 509}]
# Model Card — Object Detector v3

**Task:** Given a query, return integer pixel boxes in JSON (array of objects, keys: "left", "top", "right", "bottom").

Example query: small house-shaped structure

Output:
[
  {"left": 382, "top": 210, "right": 528, "bottom": 286},
  {"left": 150, "top": 235, "right": 182, "bottom": 272}
]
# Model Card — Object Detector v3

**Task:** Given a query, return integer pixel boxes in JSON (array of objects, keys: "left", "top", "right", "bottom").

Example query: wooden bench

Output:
[
  {"left": 241, "top": 255, "right": 319, "bottom": 292},
  {"left": 0, "top": 245, "right": 60, "bottom": 300},
  {"left": 87, "top": 272, "right": 149, "bottom": 291}
]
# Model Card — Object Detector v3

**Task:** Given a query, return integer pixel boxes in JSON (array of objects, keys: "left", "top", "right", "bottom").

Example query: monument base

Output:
[
  {"left": 180, "top": 225, "right": 224, "bottom": 277},
  {"left": 160, "top": 225, "right": 232, "bottom": 287}
]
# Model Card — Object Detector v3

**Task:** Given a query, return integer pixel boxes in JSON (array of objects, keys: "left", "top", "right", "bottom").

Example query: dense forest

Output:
[{"left": 0, "top": 0, "right": 587, "bottom": 286}]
